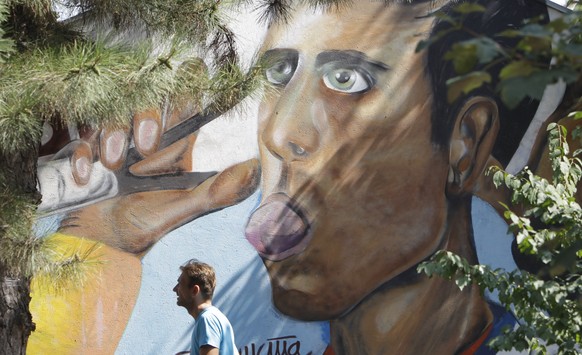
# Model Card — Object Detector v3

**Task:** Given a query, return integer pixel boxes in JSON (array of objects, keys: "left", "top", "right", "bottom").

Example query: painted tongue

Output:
[{"left": 245, "top": 193, "right": 309, "bottom": 261}]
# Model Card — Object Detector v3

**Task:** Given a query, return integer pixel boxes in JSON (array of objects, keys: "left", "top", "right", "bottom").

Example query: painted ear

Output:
[{"left": 447, "top": 97, "right": 499, "bottom": 196}]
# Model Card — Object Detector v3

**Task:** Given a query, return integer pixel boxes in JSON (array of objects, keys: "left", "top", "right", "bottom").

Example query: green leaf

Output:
[
  {"left": 455, "top": 274, "right": 471, "bottom": 290},
  {"left": 470, "top": 37, "right": 501, "bottom": 64},
  {"left": 453, "top": 3, "right": 486, "bottom": 14},
  {"left": 444, "top": 37, "right": 500, "bottom": 75},
  {"left": 518, "top": 36, "right": 552, "bottom": 54},
  {"left": 498, "top": 68, "right": 578, "bottom": 109},
  {"left": 519, "top": 23, "right": 553, "bottom": 38},
  {"left": 0, "top": 0, "right": 14, "bottom": 63},
  {"left": 446, "top": 71, "right": 491, "bottom": 103},
  {"left": 499, "top": 61, "right": 537, "bottom": 81},
  {"left": 498, "top": 29, "right": 520, "bottom": 38},
  {"left": 567, "top": 111, "right": 582, "bottom": 120},
  {"left": 559, "top": 43, "right": 582, "bottom": 58},
  {"left": 547, "top": 18, "right": 571, "bottom": 33},
  {"left": 445, "top": 43, "right": 478, "bottom": 74}
]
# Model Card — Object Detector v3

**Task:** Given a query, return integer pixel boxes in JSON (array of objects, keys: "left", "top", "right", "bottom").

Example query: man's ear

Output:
[
  {"left": 447, "top": 97, "right": 499, "bottom": 196},
  {"left": 191, "top": 284, "right": 201, "bottom": 296}
]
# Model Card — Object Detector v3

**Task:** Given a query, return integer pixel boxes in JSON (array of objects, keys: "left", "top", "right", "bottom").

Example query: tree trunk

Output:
[
  {"left": 0, "top": 144, "right": 40, "bottom": 355},
  {"left": 0, "top": 274, "right": 34, "bottom": 355}
]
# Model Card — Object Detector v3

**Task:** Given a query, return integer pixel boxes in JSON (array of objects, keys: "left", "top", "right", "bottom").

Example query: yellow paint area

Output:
[{"left": 28, "top": 233, "right": 142, "bottom": 354}]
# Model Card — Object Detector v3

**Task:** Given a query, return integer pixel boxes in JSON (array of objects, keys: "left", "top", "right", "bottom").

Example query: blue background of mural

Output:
[
  {"left": 32, "top": 180, "right": 526, "bottom": 354},
  {"left": 115, "top": 191, "right": 329, "bottom": 354}
]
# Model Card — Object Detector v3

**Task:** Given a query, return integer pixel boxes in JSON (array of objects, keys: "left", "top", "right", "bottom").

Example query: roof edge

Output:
[{"left": 543, "top": 0, "right": 572, "bottom": 13}]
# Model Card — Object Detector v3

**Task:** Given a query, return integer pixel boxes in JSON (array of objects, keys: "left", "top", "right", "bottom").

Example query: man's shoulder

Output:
[
  {"left": 199, "top": 306, "right": 229, "bottom": 324},
  {"left": 200, "top": 306, "right": 223, "bottom": 317}
]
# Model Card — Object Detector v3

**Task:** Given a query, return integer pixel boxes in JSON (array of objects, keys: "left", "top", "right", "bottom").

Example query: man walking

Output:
[{"left": 174, "top": 259, "right": 239, "bottom": 355}]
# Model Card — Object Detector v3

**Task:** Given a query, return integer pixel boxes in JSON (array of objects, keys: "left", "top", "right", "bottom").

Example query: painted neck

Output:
[{"left": 330, "top": 200, "right": 492, "bottom": 354}]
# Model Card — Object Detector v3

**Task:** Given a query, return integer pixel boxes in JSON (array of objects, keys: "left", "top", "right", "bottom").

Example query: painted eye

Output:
[
  {"left": 322, "top": 68, "right": 373, "bottom": 93},
  {"left": 265, "top": 60, "right": 295, "bottom": 86}
]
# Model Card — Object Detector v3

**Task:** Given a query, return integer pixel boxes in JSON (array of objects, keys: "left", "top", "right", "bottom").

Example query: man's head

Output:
[
  {"left": 245, "top": 0, "right": 548, "bottom": 321},
  {"left": 173, "top": 259, "right": 216, "bottom": 312}
]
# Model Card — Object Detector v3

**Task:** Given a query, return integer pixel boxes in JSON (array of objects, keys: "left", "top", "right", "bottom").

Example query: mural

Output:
[{"left": 28, "top": 0, "right": 568, "bottom": 354}]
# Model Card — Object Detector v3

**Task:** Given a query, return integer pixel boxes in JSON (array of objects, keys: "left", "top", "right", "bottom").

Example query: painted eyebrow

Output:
[
  {"left": 259, "top": 48, "right": 298, "bottom": 64},
  {"left": 315, "top": 50, "right": 390, "bottom": 71}
]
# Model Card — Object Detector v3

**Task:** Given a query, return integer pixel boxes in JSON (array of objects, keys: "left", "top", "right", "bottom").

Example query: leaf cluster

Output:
[
  {"left": 253, "top": 0, "right": 351, "bottom": 25},
  {"left": 418, "top": 250, "right": 581, "bottom": 354},
  {"left": 30, "top": 235, "right": 103, "bottom": 294},
  {"left": 0, "top": 182, "right": 38, "bottom": 277},
  {"left": 0, "top": 0, "right": 269, "bottom": 288},
  {"left": 418, "top": 3, "right": 582, "bottom": 109},
  {"left": 0, "top": 0, "right": 15, "bottom": 61},
  {"left": 67, "top": 0, "right": 241, "bottom": 65},
  {"left": 418, "top": 123, "right": 582, "bottom": 354},
  {"left": 492, "top": 123, "right": 582, "bottom": 272},
  {"left": 0, "top": 173, "right": 103, "bottom": 292},
  {"left": 0, "top": 1, "right": 266, "bottom": 156}
]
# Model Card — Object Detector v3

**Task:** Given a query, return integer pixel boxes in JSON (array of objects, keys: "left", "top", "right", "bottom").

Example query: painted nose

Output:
[{"left": 261, "top": 81, "right": 322, "bottom": 162}]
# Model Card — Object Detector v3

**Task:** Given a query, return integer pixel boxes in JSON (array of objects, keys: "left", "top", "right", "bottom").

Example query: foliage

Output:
[
  {"left": 0, "top": 0, "right": 353, "bottom": 303},
  {"left": 0, "top": 0, "right": 15, "bottom": 62},
  {"left": 0, "top": 0, "right": 271, "bottom": 283},
  {"left": 0, "top": 183, "right": 38, "bottom": 277},
  {"left": 0, "top": 6, "right": 266, "bottom": 151},
  {"left": 0, "top": 0, "right": 356, "bottom": 313},
  {"left": 0, "top": 181, "right": 101, "bottom": 291},
  {"left": 0, "top": 2, "right": 283, "bottom": 351},
  {"left": 418, "top": 2, "right": 582, "bottom": 354},
  {"left": 417, "top": 2, "right": 582, "bottom": 108},
  {"left": 419, "top": 124, "right": 582, "bottom": 354}
]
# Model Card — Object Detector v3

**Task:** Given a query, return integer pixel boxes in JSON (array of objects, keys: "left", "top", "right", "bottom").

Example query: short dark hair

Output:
[
  {"left": 426, "top": 0, "right": 550, "bottom": 166},
  {"left": 180, "top": 259, "right": 216, "bottom": 300}
]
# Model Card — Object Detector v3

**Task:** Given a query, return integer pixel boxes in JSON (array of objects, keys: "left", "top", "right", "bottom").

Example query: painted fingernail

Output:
[
  {"left": 136, "top": 118, "right": 160, "bottom": 155},
  {"left": 102, "top": 130, "right": 126, "bottom": 165}
]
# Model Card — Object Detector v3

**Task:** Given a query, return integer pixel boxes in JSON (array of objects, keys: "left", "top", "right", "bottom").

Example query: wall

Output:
[{"left": 28, "top": 1, "right": 567, "bottom": 354}]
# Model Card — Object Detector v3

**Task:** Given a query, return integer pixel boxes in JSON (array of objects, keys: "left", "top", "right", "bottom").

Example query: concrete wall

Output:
[{"left": 28, "top": 1, "right": 567, "bottom": 354}]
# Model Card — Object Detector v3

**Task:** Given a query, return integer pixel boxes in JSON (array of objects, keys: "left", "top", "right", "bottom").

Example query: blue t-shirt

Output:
[{"left": 191, "top": 306, "right": 239, "bottom": 355}]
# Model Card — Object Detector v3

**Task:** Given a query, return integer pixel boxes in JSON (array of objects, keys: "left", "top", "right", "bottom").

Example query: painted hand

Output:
[{"left": 56, "top": 103, "right": 260, "bottom": 254}]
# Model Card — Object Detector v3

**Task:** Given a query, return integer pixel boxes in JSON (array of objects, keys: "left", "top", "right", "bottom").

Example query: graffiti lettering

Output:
[{"left": 239, "top": 335, "right": 301, "bottom": 355}]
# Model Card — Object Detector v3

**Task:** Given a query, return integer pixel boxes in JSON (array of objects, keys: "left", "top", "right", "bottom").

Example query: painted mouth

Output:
[{"left": 244, "top": 193, "right": 311, "bottom": 261}]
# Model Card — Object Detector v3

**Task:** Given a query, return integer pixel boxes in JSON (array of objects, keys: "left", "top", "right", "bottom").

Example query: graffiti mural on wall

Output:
[
  {"left": 245, "top": 0, "right": 555, "bottom": 354},
  {"left": 30, "top": 0, "right": 563, "bottom": 354}
]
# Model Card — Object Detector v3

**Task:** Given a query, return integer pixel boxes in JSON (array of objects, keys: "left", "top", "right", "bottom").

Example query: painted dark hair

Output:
[{"left": 426, "top": 0, "right": 550, "bottom": 166}]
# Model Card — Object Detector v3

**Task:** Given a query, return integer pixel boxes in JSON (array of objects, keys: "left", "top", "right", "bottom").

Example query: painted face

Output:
[
  {"left": 245, "top": 2, "right": 452, "bottom": 320},
  {"left": 173, "top": 271, "right": 194, "bottom": 311}
]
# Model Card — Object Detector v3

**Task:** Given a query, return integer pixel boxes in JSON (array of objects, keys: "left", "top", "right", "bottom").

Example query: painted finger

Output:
[
  {"left": 133, "top": 108, "right": 163, "bottom": 157},
  {"left": 167, "top": 100, "right": 200, "bottom": 129},
  {"left": 128, "top": 134, "right": 197, "bottom": 176},
  {"left": 206, "top": 158, "right": 261, "bottom": 207},
  {"left": 70, "top": 140, "right": 93, "bottom": 186},
  {"left": 129, "top": 101, "right": 201, "bottom": 176},
  {"left": 100, "top": 127, "right": 129, "bottom": 170}
]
